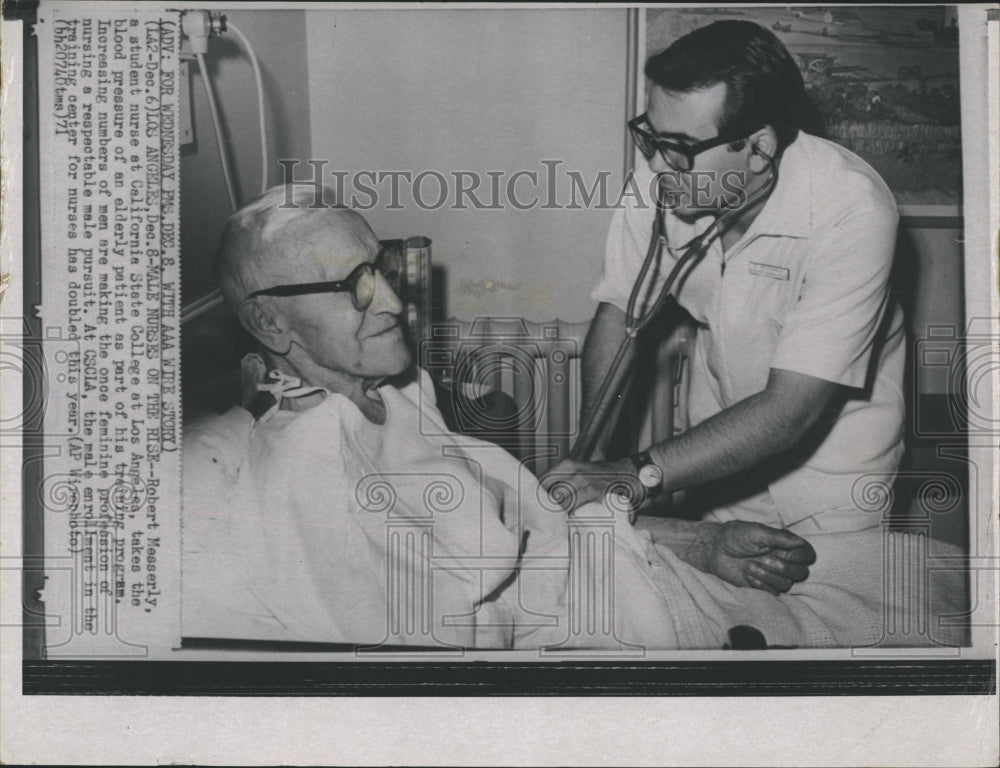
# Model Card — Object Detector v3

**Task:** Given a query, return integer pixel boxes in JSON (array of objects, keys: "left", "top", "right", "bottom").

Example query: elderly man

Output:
[
  {"left": 183, "top": 186, "right": 693, "bottom": 649},
  {"left": 541, "top": 21, "right": 966, "bottom": 646}
]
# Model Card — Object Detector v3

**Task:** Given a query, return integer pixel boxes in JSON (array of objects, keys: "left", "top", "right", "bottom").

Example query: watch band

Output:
[
  {"left": 629, "top": 450, "right": 650, "bottom": 472},
  {"left": 629, "top": 450, "right": 664, "bottom": 498}
]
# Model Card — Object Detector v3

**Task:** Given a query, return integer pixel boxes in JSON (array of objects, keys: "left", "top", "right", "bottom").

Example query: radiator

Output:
[{"left": 423, "top": 316, "right": 695, "bottom": 478}]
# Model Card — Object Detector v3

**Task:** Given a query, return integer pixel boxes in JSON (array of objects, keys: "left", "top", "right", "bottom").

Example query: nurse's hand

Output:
[
  {"left": 700, "top": 521, "right": 816, "bottom": 595},
  {"left": 539, "top": 458, "right": 640, "bottom": 515}
]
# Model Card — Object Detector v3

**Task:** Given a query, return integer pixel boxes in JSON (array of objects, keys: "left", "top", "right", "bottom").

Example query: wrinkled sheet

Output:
[
  {"left": 623, "top": 518, "right": 968, "bottom": 648},
  {"left": 183, "top": 373, "right": 967, "bottom": 650},
  {"left": 184, "top": 372, "right": 571, "bottom": 648}
]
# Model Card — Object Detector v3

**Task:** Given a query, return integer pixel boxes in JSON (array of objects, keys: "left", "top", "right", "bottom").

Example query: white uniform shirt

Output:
[{"left": 593, "top": 132, "right": 905, "bottom": 534}]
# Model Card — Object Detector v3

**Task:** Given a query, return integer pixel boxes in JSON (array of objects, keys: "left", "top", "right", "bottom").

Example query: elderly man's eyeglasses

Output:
[
  {"left": 628, "top": 113, "right": 757, "bottom": 172},
  {"left": 242, "top": 240, "right": 404, "bottom": 312}
]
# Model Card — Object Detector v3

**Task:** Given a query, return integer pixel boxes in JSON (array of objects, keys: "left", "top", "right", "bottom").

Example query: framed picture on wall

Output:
[{"left": 634, "top": 5, "right": 963, "bottom": 220}]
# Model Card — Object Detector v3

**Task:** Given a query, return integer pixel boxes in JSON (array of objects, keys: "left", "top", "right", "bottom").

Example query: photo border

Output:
[{"left": 6, "top": 0, "right": 998, "bottom": 700}]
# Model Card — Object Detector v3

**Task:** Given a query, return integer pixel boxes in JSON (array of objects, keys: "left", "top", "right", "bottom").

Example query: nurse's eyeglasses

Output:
[
  {"left": 242, "top": 240, "right": 404, "bottom": 312},
  {"left": 628, "top": 113, "right": 759, "bottom": 172}
]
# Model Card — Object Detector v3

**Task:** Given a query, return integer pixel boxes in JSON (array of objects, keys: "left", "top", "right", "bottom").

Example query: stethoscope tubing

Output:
[{"left": 569, "top": 157, "right": 777, "bottom": 463}]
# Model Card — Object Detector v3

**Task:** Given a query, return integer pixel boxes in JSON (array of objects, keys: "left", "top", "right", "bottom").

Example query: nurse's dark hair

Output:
[{"left": 644, "top": 20, "right": 806, "bottom": 153}]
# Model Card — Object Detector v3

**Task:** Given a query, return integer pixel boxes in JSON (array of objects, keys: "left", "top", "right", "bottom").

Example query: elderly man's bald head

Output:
[{"left": 215, "top": 185, "right": 379, "bottom": 311}]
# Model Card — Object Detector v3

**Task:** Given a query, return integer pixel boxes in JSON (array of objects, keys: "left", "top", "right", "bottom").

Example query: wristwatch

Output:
[{"left": 629, "top": 450, "right": 664, "bottom": 498}]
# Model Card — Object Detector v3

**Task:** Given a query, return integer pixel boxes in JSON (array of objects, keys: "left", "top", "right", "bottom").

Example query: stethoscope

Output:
[{"left": 570, "top": 150, "right": 778, "bottom": 461}]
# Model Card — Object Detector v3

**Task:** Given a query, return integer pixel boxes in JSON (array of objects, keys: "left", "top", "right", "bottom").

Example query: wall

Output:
[
  {"left": 895, "top": 224, "right": 965, "bottom": 395},
  {"left": 892, "top": 223, "right": 966, "bottom": 548},
  {"left": 182, "top": 8, "right": 966, "bottom": 391},
  {"left": 305, "top": 8, "right": 628, "bottom": 323},
  {"left": 180, "top": 9, "right": 312, "bottom": 304}
]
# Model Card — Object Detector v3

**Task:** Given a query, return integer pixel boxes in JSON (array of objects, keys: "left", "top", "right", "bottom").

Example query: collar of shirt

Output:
[
  {"left": 241, "top": 357, "right": 329, "bottom": 421},
  {"left": 248, "top": 383, "right": 327, "bottom": 421}
]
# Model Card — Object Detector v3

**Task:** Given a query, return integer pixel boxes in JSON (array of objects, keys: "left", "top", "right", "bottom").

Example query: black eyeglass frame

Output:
[
  {"left": 241, "top": 240, "right": 405, "bottom": 311},
  {"left": 628, "top": 113, "right": 760, "bottom": 171}
]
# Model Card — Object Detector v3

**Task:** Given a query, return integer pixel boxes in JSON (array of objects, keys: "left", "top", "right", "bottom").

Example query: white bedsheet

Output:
[{"left": 182, "top": 370, "right": 967, "bottom": 650}]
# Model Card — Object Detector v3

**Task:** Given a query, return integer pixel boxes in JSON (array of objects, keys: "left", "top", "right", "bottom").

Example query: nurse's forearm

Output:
[
  {"left": 647, "top": 368, "right": 838, "bottom": 492},
  {"left": 648, "top": 392, "right": 790, "bottom": 491}
]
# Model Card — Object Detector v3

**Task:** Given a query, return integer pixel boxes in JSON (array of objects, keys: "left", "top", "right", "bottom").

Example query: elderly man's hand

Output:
[
  {"left": 539, "top": 458, "right": 640, "bottom": 515},
  {"left": 699, "top": 521, "right": 816, "bottom": 595}
]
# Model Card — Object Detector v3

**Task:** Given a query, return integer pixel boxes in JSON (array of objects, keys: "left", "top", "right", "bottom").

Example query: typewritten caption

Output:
[{"left": 38, "top": 8, "right": 182, "bottom": 656}]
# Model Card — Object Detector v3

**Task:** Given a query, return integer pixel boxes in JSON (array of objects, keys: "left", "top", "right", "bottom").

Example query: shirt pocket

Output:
[
  {"left": 721, "top": 247, "right": 804, "bottom": 396},
  {"left": 745, "top": 243, "right": 805, "bottom": 329}
]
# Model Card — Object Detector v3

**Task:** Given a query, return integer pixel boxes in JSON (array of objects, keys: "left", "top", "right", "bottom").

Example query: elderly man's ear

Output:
[{"left": 239, "top": 299, "right": 293, "bottom": 355}]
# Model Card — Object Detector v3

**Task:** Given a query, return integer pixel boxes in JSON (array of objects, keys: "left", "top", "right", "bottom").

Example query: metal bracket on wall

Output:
[{"left": 179, "top": 60, "right": 194, "bottom": 146}]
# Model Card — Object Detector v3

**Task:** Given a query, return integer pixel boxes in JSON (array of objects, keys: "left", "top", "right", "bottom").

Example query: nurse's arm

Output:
[
  {"left": 541, "top": 368, "right": 839, "bottom": 510},
  {"left": 542, "top": 368, "right": 835, "bottom": 591},
  {"left": 631, "top": 369, "right": 838, "bottom": 592},
  {"left": 646, "top": 367, "right": 840, "bottom": 492}
]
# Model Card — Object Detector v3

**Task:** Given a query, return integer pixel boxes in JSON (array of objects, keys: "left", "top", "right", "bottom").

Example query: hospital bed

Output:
[{"left": 422, "top": 314, "right": 695, "bottom": 476}]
